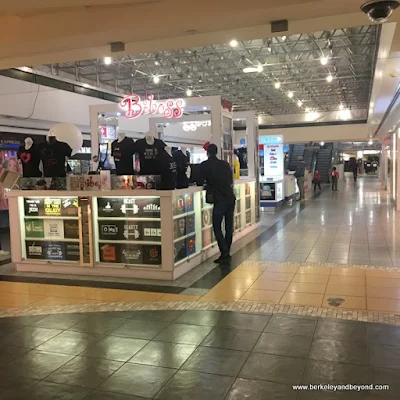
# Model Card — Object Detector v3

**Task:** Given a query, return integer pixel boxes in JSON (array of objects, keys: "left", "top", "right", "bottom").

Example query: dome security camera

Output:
[{"left": 361, "top": 0, "right": 400, "bottom": 23}]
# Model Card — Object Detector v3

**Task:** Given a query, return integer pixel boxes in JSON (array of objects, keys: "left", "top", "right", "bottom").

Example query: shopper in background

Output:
[
  {"left": 313, "top": 169, "right": 321, "bottom": 191},
  {"left": 350, "top": 158, "right": 358, "bottom": 182},
  {"left": 331, "top": 167, "right": 339, "bottom": 192},
  {"left": 295, "top": 156, "right": 306, "bottom": 203},
  {"left": 198, "top": 144, "right": 236, "bottom": 264}
]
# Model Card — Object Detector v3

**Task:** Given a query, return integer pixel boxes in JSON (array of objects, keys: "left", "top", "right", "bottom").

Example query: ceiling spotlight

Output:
[
  {"left": 154, "top": 60, "right": 160, "bottom": 66},
  {"left": 297, "top": 100, "right": 303, "bottom": 107},
  {"left": 305, "top": 107, "right": 311, "bottom": 113},
  {"left": 368, "top": 139, "right": 373, "bottom": 145},
  {"left": 83, "top": 83, "right": 90, "bottom": 88},
  {"left": 203, "top": 106, "right": 207, "bottom": 111},
  {"left": 104, "top": 57, "right": 112, "bottom": 65},
  {"left": 229, "top": 39, "right": 238, "bottom": 47},
  {"left": 274, "top": 81, "right": 281, "bottom": 89},
  {"left": 256, "top": 65, "right": 264, "bottom": 72},
  {"left": 186, "top": 89, "right": 193, "bottom": 97},
  {"left": 268, "top": 46, "right": 272, "bottom": 52},
  {"left": 326, "top": 74, "right": 333, "bottom": 83},
  {"left": 251, "top": 98, "right": 255, "bottom": 101},
  {"left": 287, "top": 91, "right": 294, "bottom": 98},
  {"left": 282, "top": 36, "right": 287, "bottom": 41},
  {"left": 320, "top": 56, "right": 328, "bottom": 66},
  {"left": 153, "top": 76, "right": 160, "bottom": 84},
  {"left": 339, "top": 103, "right": 344, "bottom": 110},
  {"left": 243, "top": 66, "right": 261, "bottom": 73},
  {"left": 320, "top": 141, "right": 325, "bottom": 146}
]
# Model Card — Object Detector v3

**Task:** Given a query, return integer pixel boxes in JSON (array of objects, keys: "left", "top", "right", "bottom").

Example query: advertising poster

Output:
[
  {"left": 120, "top": 244, "right": 143, "bottom": 265},
  {"left": 174, "top": 239, "right": 187, "bottom": 263},
  {"left": 61, "top": 198, "right": 79, "bottom": 216},
  {"left": 184, "top": 193, "right": 194, "bottom": 212},
  {"left": 98, "top": 221, "right": 125, "bottom": 240},
  {"left": 186, "top": 235, "right": 196, "bottom": 256},
  {"left": 44, "top": 242, "right": 65, "bottom": 261},
  {"left": 64, "top": 220, "right": 79, "bottom": 239},
  {"left": 186, "top": 214, "right": 195, "bottom": 235},
  {"left": 260, "top": 183, "right": 276, "bottom": 201},
  {"left": 44, "top": 198, "right": 62, "bottom": 216},
  {"left": 123, "top": 222, "right": 142, "bottom": 241},
  {"left": 174, "top": 216, "right": 186, "bottom": 239},
  {"left": 202, "top": 209, "right": 211, "bottom": 228},
  {"left": 44, "top": 219, "right": 65, "bottom": 239},
  {"left": 202, "top": 227, "right": 212, "bottom": 249},
  {"left": 97, "top": 197, "right": 161, "bottom": 218},
  {"left": 97, "top": 198, "right": 125, "bottom": 217},
  {"left": 99, "top": 244, "right": 119, "bottom": 263},
  {"left": 65, "top": 243, "right": 80, "bottom": 261},
  {"left": 24, "top": 219, "right": 44, "bottom": 238},
  {"left": 142, "top": 221, "right": 162, "bottom": 241},
  {"left": 135, "top": 197, "right": 161, "bottom": 218},
  {"left": 24, "top": 198, "right": 43, "bottom": 216},
  {"left": 142, "top": 245, "right": 162, "bottom": 265},
  {"left": 25, "top": 241, "right": 45, "bottom": 259},
  {"left": 173, "top": 195, "right": 185, "bottom": 216}
]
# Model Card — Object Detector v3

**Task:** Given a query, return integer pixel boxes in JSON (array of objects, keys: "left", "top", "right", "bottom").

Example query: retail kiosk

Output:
[{"left": 9, "top": 95, "right": 259, "bottom": 281}]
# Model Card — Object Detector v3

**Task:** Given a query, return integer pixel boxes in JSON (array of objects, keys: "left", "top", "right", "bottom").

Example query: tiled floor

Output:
[{"left": 0, "top": 310, "right": 398, "bottom": 399}]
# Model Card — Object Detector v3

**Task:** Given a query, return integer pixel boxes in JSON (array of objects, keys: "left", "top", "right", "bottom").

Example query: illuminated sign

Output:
[
  {"left": 183, "top": 120, "right": 211, "bottom": 132},
  {"left": 120, "top": 94, "right": 184, "bottom": 119}
]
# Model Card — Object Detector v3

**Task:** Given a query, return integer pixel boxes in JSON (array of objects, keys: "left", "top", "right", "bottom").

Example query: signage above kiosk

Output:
[{"left": 119, "top": 94, "right": 185, "bottom": 120}]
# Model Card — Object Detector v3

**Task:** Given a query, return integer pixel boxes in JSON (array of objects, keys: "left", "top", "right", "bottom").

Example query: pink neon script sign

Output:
[{"left": 120, "top": 94, "right": 184, "bottom": 119}]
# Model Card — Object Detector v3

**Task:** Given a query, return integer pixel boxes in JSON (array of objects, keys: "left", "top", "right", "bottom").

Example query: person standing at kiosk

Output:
[{"left": 199, "top": 143, "right": 236, "bottom": 265}]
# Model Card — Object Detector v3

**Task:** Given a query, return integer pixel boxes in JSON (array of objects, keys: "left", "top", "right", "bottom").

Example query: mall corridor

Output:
[{"left": 0, "top": 174, "right": 400, "bottom": 399}]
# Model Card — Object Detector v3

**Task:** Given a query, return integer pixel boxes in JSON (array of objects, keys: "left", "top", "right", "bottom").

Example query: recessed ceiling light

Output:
[
  {"left": 320, "top": 56, "right": 328, "bottom": 66},
  {"left": 186, "top": 89, "right": 193, "bottom": 96},
  {"left": 297, "top": 100, "right": 303, "bottom": 107},
  {"left": 229, "top": 39, "right": 238, "bottom": 47},
  {"left": 153, "top": 76, "right": 160, "bottom": 84},
  {"left": 104, "top": 57, "right": 112, "bottom": 65},
  {"left": 274, "top": 82, "right": 281, "bottom": 89},
  {"left": 287, "top": 91, "right": 294, "bottom": 98},
  {"left": 326, "top": 74, "right": 333, "bottom": 83}
]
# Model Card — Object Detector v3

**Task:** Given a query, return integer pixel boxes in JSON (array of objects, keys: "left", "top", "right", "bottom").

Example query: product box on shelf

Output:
[
  {"left": 19, "top": 177, "right": 67, "bottom": 191},
  {"left": 111, "top": 175, "right": 160, "bottom": 190},
  {"left": 67, "top": 175, "right": 102, "bottom": 191}
]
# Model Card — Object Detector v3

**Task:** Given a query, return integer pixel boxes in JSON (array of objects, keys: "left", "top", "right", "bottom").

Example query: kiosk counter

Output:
[{"left": 8, "top": 180, "right": 257, "bottom": 281}]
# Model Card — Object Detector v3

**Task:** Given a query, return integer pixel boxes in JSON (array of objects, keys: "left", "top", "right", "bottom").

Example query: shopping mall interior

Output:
[{"left": 1, "top": 0, "right": 400, "bottom": 398}]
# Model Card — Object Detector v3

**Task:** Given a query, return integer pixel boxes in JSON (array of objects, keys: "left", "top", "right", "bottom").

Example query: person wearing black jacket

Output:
[{"left": 198, "top": 144, "right": 235, "bottom": 264}]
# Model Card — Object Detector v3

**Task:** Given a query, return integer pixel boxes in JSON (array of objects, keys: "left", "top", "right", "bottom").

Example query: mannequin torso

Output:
[
  {"left": 39, "top": 136, "right": 72, "bottom": 177},
  {"left": 17, "top": 137, "right": 42, "bottom": 178},
  {"left": 111, "top": 135, "right": 135, "bottom": 175},
  {"left": 133, "top": 135, "right": 166, "bottom": 175}
]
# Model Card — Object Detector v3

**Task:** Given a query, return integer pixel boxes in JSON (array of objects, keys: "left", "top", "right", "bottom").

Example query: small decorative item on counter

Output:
[
  {"left": 67, "top": 175, "right": 101, "bottom": 191},
  {"left": 111, "top": 175, "right": 138, "bottom": 190},
  {"left": 100, "top": 170, "right": 111, "bottom": 191}
]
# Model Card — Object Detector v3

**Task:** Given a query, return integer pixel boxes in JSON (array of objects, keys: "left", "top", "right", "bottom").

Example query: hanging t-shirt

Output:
[
  {"left": 133, "top": 138, "right": 166, "bottom": 175},
  {"left": 158, "top": 149, "right": 177, "bottom": 190},
  {"left": 39, "top": 140, "right": 72, "bottom": 177},
  {"left": 173, "top": 150, "right": 189, "bottom": 189},
  {"left": 111, "top": 137, "right": 135, "bottom": 175},
  {"left": 17, "top": 144, "right": 42, "bottom": 178}
]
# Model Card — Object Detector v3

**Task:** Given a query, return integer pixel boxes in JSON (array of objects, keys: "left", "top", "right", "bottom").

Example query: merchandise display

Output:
[
  {"left": 39, "top": 136, "right": 72, "bottom": 177},
  {"left": 111, "top": 134, "right": 135, "bottom": 175},
  {"left": 17, "top": 138, "right": 41, "bottom": 178},
  {"left": 133, "top": 135, "right": 166, "bottom": 175},
  {"left": 158, "top": 147, "right": 177, "bottom": 190}
]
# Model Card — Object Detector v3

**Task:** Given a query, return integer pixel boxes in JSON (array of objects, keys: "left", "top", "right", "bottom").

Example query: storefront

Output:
[{"left": 8, "top": 95, "right": 259, "bottom": 280}]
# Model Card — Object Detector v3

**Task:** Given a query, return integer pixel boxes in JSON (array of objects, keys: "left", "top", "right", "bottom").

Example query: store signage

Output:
[
  {"left": 44, "top": 220, "right": 64, "bottom": 239},
  {"left": 183, "top": 121, "right": 211, "bottom": 132},
  {"left": 119, "top": 94, "right": 184, "bottom": 120}
]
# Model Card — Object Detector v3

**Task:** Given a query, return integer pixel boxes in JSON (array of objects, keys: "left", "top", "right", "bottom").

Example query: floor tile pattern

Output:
[{"left": 0, "top": 310, "right": 398, "bottom": 399}]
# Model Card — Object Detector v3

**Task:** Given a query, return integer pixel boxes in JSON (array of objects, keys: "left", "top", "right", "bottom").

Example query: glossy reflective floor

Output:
[{"left": 0, "top": 310, "right": 399, "bottom": 399}]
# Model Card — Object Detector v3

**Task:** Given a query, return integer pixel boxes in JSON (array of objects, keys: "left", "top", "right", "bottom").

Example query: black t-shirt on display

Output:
[
  {"left": 158, "top": 149, "right": 177, "bottom": 190},
  {"left": 173, "top": 150, "right": 189, "bottom": 189},
  {"left": 39, "top": 139, "right": 72, "bottom": 177},
  {"left": 111, "top": 137, "right": 135, "bottom": 175},
  {"left": 17, "top": 144, "right": 41, "bottom": 177},
  {"left": 133, "top": 138, "right": 166, "bottom": 175}
]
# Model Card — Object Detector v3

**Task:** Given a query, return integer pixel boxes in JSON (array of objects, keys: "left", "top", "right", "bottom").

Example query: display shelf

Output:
[
  {"left": 97, "top": 217, "right": 160, "bottom": 221},
  {"left": 173, "top": 211, "right": 195, "bottom": 220},
  {"left": 23, "top": 216, "right": 79, "bottom": 220},
  {"left": 174, "top": 233, "right": 196, "bottom": 243},
  {"left": 202, "top": 224, "right": 213, "bottom": 230},
  {"left": 21, "top": 259, "right": 79, "bottom": 265},
  {"left": 95, "top": 262, "right": 160, "bottom": 269},
  {"left": 98, "top": 239, "right": 161, "bottom": 245},
  {"left": 25, "top": 237, "right": 80, "bottom": 242}
]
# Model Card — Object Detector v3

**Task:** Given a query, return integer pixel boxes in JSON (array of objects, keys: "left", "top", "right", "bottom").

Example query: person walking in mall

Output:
[
  {"left": 331, "top": 166, "right": 339, "bottom": 192},
  {"left": 350, "top": 158, "right": 358, "bottom": 182},
  {"left": 295, "top": 156, "right": 306, "bottom": 203},
  {"left": 313, "top": 169, "right": 322, "bottom": 192},
  {"left": 199, "top": 143, "right": 236, "bottom": 265}
]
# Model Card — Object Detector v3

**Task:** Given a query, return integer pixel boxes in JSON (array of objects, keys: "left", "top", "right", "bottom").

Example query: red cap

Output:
[{"left": 203, "top": 141, "right": 211, "bottom": 151}]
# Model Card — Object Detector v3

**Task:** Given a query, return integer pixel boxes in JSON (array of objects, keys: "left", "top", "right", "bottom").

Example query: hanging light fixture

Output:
[
  {"left": 287, "top": 91, "right": 294, "bottom": 98},
  {"left": 326, "top": 74, "right": 333, "bottom": 83},
  {"left": 274, "top": 82, "right": 281, "bottom": 89},
  {"left": 153, "top": 76, "right": 160, "bottom": 84},
  {"left": 229, "top": 39, "right": 238, "bottom": 47},
  {"left": 297, "top": 100, "right": 303, "bottom": 107},
  {"left": 320, "top": 56, "right": 328, "bottom": 66},
  {"left": 186, "top": 89, "right": 193, "bottom": 96},
  {"left": 104, "top": 57, "right": 112, "bottom": 65}
]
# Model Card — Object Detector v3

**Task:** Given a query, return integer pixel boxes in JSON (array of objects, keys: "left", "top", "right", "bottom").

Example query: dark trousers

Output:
[
  {"left": 353, "top": 170, "right": 358, "bottom": 181},
  {"left": 212, "top": 201, "right": 235, "bottom": 257},
  {"left": 313, "top": 180, "right": 321, "bottom": 191},
  {"left": 332, "top": 176, "right": 338, "bottom": 191}
]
